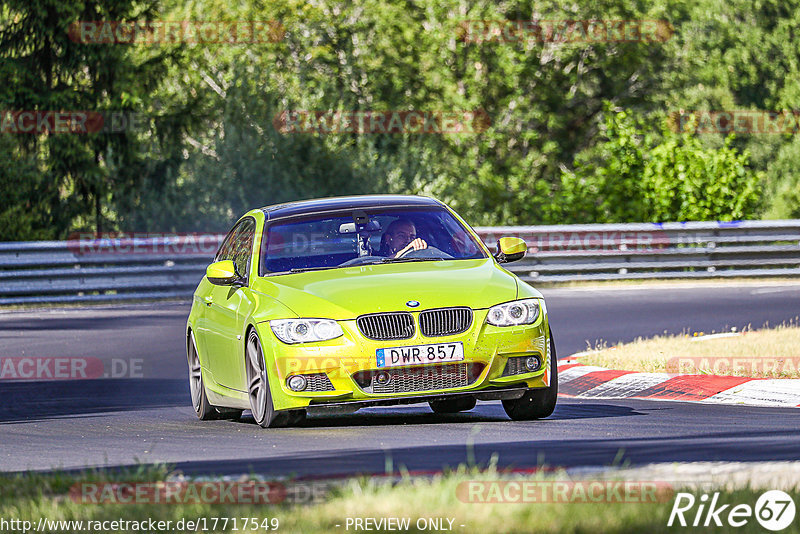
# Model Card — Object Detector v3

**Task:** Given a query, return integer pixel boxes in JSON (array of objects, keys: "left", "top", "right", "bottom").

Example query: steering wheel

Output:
[{"left": 396, "top": 246, "right": 414, "bottom": 258}]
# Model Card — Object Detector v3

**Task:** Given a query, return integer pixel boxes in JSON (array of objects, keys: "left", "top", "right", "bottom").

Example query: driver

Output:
[{"left": 378, "top": 219, "right": 428, "bottom": 257}]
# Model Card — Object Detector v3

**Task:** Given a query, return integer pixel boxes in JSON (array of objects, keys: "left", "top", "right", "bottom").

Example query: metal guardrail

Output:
[
  {"left": 0, "top": 220, "right": 798, "bottom": 305},
  {"left": 476, "top": 220, "right": 800, "bottom": 283},
  {"left": 0, "top": 236, "right": 221, "bottom": 305}
]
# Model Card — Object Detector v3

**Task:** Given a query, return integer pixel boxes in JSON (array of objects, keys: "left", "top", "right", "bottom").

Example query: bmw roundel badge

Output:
[{"left": 406, "top": 300, "right": 420, "bottom": 308}]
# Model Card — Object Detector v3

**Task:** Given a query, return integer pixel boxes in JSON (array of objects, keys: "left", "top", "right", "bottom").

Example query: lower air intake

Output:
[{"left": 354, "top": 363, "right": 483, "bottom": 394}]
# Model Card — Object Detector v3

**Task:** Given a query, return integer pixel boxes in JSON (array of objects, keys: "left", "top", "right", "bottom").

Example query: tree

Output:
[
  {"left": 0, "top": 0, "right": 170, "bottom": 238},
  {"left": 561, "top": 106, "right": 762, "bottom": 222}
]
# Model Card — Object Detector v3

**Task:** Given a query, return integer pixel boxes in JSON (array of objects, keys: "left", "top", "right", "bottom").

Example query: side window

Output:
[
  {"left": 214, "top": 219, "right": 256, "bottom": 283},
  {"left": 215, "top": 226, "right": 238, "bottom": 262},
  {"left": 231, "top": 219, "right": 255, "bottom": 282}
]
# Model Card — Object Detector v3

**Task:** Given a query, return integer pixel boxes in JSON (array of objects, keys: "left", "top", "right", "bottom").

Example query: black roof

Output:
[{"left": 260, "top": 195, "right": 443, "bottom": 221}]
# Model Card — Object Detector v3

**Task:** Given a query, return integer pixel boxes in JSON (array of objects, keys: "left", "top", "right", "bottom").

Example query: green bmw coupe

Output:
[{"left": 187, "top": 195, "right": 557, "bottom": 427}]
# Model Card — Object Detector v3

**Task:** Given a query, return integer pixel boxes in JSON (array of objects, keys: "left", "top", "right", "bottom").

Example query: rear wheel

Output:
[
  {"left": 188, "top": 332, "right": 242, "bottom": 420},
  {"left": 502, "top": 329, "right": 558, "bottom": 421},
  {"left": 429, "top": 396, "right": 476, "bottom": 414},
  {"left": 246, "top": 330, "right": 292, "bottom": 428}
]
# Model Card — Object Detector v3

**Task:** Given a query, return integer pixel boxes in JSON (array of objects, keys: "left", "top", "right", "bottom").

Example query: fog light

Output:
[
  {"left": 287, "top": 375, "right": 307, "bottom": 392},
  {"left": 375, "top": 371, "right": 392, "bottom": 386},
  {"left": 525, "top": 356, "right": 541, "bottom": 372}
]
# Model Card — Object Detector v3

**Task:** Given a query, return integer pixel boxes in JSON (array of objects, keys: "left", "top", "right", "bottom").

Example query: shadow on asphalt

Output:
[
  {"left": 229, "top": 401, "right": 643, "bottom": 428},
  {"left": 0, "top": 378, "right": 187, "bottom": 423},
  {"left": 0, "top": 378, "right": 643, "bottom": 425},
  {"left": 0, "top": 314, "right": 184, "bottom": 332},
  {"left": 159, "top": 426, "right": 800, "bottom": 478}
]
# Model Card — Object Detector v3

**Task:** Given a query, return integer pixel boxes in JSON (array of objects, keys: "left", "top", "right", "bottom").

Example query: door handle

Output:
[{"left": 203, "top": 295, "right": 213, "bottom": 306}]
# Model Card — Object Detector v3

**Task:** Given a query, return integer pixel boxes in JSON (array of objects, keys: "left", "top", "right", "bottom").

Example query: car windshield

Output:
[{"left": 261, "top": 206, "right": 487, "bottom": 274}]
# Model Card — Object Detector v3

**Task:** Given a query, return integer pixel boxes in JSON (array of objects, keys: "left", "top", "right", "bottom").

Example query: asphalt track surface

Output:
[{"left": 2, "top": 282, "right": 799, "bottom": 477}]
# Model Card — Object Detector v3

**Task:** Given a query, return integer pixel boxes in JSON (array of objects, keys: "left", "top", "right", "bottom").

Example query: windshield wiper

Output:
[
  {"left": 284, "top": 266, "right": 343, "bottom": 273},
  {"left": 379, "top": 257, "right": 445, "bottom": 264}
]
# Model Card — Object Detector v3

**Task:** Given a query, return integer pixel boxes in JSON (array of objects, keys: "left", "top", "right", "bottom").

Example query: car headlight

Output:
[
  {"left": 270, "top": 319, "right": 343, "bottom": 344},
  {"left": 486, "top": 299, "right": 540, "bottom": 327}
]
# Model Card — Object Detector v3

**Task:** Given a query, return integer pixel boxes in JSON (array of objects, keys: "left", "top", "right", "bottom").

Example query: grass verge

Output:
[
  {"left": 575, "top": 323, "right": 800, "bottom": 378},
  {"left": 2, "top": 464, "right": 800, "bottom": 533}
]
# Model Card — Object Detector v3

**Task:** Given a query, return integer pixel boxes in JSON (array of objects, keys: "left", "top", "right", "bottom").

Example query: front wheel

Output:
[
  {"left": 246, "top": 330, "right": 294, "bottom": 428},
  {"left": 502, "top": 329, "right": 558, "bottom": 420}
]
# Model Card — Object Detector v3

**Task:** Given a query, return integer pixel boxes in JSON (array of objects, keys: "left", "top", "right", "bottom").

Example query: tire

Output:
[
  {"left": 429, "top": 396, "right": 476, "bottom": 414},
  {"left": 246, "top": 329, "right": 292, "bottom": 428},
  {"left": 188, "top": 332, "right": 241, "bottom": 420},
  {"left": 502, "top": 328, "right": 558, "bottom": 421}
]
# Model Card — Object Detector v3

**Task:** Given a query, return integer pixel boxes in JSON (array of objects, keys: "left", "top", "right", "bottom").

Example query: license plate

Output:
[{"left": 376, "top": 342, "right": 464, "bottom": 368}]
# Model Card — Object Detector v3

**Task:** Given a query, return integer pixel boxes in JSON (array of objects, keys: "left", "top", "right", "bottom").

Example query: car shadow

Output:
[{"left": 233, "top": 401, "right": 643, "bottom": 428}]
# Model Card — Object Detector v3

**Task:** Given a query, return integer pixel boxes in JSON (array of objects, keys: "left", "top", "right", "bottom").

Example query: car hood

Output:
[{"left": 251, "top": 258, "right": 535, "bottom": 320}]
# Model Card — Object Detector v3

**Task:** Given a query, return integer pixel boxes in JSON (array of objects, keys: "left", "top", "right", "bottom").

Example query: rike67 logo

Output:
[{"left": 668, "top": 490, "right": 796, "bottom": 531}]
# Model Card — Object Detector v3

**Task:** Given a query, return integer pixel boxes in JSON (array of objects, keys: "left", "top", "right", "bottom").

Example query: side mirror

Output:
[
  {"left": 494, "top": 237, "right": 527, "bottom": 264},
  {"left": 206, "top": 260, "right": 243, "bottom": 286}
]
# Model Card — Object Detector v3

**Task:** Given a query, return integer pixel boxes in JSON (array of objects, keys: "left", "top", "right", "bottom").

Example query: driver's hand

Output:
[{"left": 395, "top": 238, "right": 428, "bottom": 257}]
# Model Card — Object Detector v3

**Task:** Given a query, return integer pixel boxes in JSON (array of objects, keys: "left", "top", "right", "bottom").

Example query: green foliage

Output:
[
  {"left": 0, "top": 135, "right": 55, "bottom": 240},
  {"left": 642, "top": 128, "right": 761, "bottom": 222},
  {"left": 0, "top": 0, "right": 798, "bottom": 240},
  {"left": 562, "top": 106, "right": 761, "bottom": 222},
  {"left": 0, "top": 0, "right": 173, "bottom": 237},
  {"left": 762, "top": 137, "right": 800, "bottom": 219},
  {"left": 560, "top": 107, "right": 652, "bottom": 223}
]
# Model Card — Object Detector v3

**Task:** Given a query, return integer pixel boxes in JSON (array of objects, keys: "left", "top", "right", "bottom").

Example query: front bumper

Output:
[
  {"left": 258, "top": 307, "right": 550, "bottom": 411},
  {"left": 304, "top": 386, "right": 531, "bottom": 415}
]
